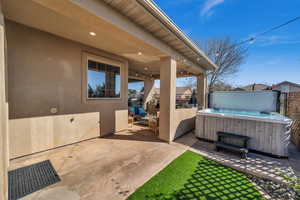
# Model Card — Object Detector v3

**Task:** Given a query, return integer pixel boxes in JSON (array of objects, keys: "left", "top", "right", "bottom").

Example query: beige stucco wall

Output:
[
  {"left": 0, "top": 2, "right": 9, "bottom": 199},
  {"left": 9, "top": 112, "right": 101, "bottom": 158},
  {"left": 158, "top": 57, "right": 200, "bottom": 142},
  {"left": 6, "top": 20, "right": 128, "bottom": 157},
  {"left": 174, "top": 108, "right": 197, "bottom": 139}
]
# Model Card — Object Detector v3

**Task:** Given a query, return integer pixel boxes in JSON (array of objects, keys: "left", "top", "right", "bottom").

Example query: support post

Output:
[
  {"left": 143, "top": 79, "right": 155, "bottom": 108},
  {"left": 197, "top": 73, "right": 207, "bottom": 110},
  {"left": 159, "top": 57, "right": 176, "bottom": 142}
]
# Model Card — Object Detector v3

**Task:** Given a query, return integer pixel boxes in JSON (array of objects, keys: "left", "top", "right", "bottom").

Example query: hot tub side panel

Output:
[{"left": 195, "top": 115, "right": 290, "bottom": 157}]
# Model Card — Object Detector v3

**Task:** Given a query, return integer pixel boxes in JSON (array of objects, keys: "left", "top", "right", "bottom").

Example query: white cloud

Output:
[{"left": 201, "top": 0, "right": 224, "bottom": 17}]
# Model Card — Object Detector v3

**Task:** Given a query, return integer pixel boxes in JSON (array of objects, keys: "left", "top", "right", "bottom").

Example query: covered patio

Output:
[
  {"left": 3, "top": 0, "right": 216, "bottom": 159},
  {"left": 9, "top": 126, "right": 188, "bottom": 200},
  {"left": 9, "top": 126, "right": 300, "bottom": 200},
  {"left": 0, "top": 0, "right": 216, "bottom": 199}
]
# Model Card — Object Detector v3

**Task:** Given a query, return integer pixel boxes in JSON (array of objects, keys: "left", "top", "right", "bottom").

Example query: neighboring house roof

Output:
[
  {"left": 233, "top": 82, "right": 300, "bottom": 92},
  {"left": 102, "top": 0, "right": 217, "bottom": 71},
  {"left": 272, "top": 81, "right": 300, "bottom": 88},
  {"left": 176, "top": 87, "right": 192, "bottom": 95},
  {"left": 232, "top": 88, "right": 245, "bottom": 91},
  {"left": 237, "top": 84, "right": 270, "bottom": 91}
]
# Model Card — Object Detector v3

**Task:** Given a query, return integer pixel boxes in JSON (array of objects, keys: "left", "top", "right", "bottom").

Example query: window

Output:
[{"left": 87, "top": 59, "right": 121, "bottom": 98}]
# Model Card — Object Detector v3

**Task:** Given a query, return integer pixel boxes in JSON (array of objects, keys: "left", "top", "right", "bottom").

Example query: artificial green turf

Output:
[{"left": 127, "top": 151, "right": 265, "bottom": 200}]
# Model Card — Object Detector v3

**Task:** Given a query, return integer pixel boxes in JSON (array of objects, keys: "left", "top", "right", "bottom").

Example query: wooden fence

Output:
[
  {"left": 291, "top": 120, "right": 300, "bottom": 150},
  {"left": 287, "top": 92, "right": 300, "bottom": 150}
]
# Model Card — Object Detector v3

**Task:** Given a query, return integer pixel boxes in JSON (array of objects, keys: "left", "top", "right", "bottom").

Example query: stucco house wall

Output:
[
  {"left": 0, "top": 2, "right": 9, "bottom": 199},
  {"left": 174, "top": 108, "right": 197, "bottom": 139},
  {"left": 6, "top": 20, "right": 129, "bottom": 158}
]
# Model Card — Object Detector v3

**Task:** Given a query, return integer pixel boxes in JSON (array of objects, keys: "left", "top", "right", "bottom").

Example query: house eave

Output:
[
  {"left": 102, "top": 0, "right": 217, "bottom": 72},
  {"left": 137, "top": 0, "right": 217, "bottom": 71}
]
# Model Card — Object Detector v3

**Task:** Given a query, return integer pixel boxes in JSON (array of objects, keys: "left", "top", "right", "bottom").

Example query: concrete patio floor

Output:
[
  {"left": 10, "top": 126, "right": 189, "bottom": 200},
  {"left": 9, "top": 126, "right": 300, "bottom": 200}
]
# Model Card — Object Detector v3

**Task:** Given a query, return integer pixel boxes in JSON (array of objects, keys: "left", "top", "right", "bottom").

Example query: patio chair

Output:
[{"left": 128, "top": 106, "right": 147, "bottom": 120}]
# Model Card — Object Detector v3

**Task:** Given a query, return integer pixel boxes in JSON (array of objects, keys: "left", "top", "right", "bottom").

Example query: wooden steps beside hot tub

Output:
[{"left": 216, "top": 132, "right": 250, "bottom": 159}]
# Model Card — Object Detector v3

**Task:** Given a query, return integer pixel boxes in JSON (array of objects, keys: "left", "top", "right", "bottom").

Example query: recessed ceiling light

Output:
[
  {"left": 138, "top": 52, "right": 142, "bottom": 56},
  {"left": 144, "top": 67, "right": 148, "bottom": 71},
  {"left": 89, "top": 32, "right": 96, "bottom": 36}
]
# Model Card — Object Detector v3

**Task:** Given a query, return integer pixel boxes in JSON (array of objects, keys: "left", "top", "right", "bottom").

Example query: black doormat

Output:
[{"left": 8, "top": 160, "right": 60, "bottom": 200}]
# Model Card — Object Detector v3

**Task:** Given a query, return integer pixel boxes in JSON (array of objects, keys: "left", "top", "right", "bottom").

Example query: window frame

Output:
[{"left": 83, "top": 52, "right": 124, "bottom": 102}]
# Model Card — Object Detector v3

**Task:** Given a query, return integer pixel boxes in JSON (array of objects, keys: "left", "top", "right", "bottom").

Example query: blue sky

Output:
[
  {"left": 152, "top": 0, "right": 300, "bottom": 87},
  {"left": 129, "top": 81, "right": 144, "bottom": 92}
]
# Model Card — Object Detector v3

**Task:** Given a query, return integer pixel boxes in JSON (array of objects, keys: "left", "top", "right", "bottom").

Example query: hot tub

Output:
[{"left": 195, "top": 109, "right": 292, "bottom": 157}]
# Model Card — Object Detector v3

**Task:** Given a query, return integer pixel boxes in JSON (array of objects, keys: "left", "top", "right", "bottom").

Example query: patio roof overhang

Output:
[
  {"left": 102, "top": 0, "right": 217, "bottom": 72},
  {"left": 3, "top": 0, "right": 217, "bottom": 78}
]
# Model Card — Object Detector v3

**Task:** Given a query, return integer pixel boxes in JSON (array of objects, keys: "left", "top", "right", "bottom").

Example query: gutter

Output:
[{"left": 136, "top": 0, "right": 218, "bottom": 70}]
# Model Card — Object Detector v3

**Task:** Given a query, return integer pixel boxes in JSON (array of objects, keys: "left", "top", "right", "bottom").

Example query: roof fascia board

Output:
[{"left": 136, "top": 0, "right": 217, "bottom": 70}]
